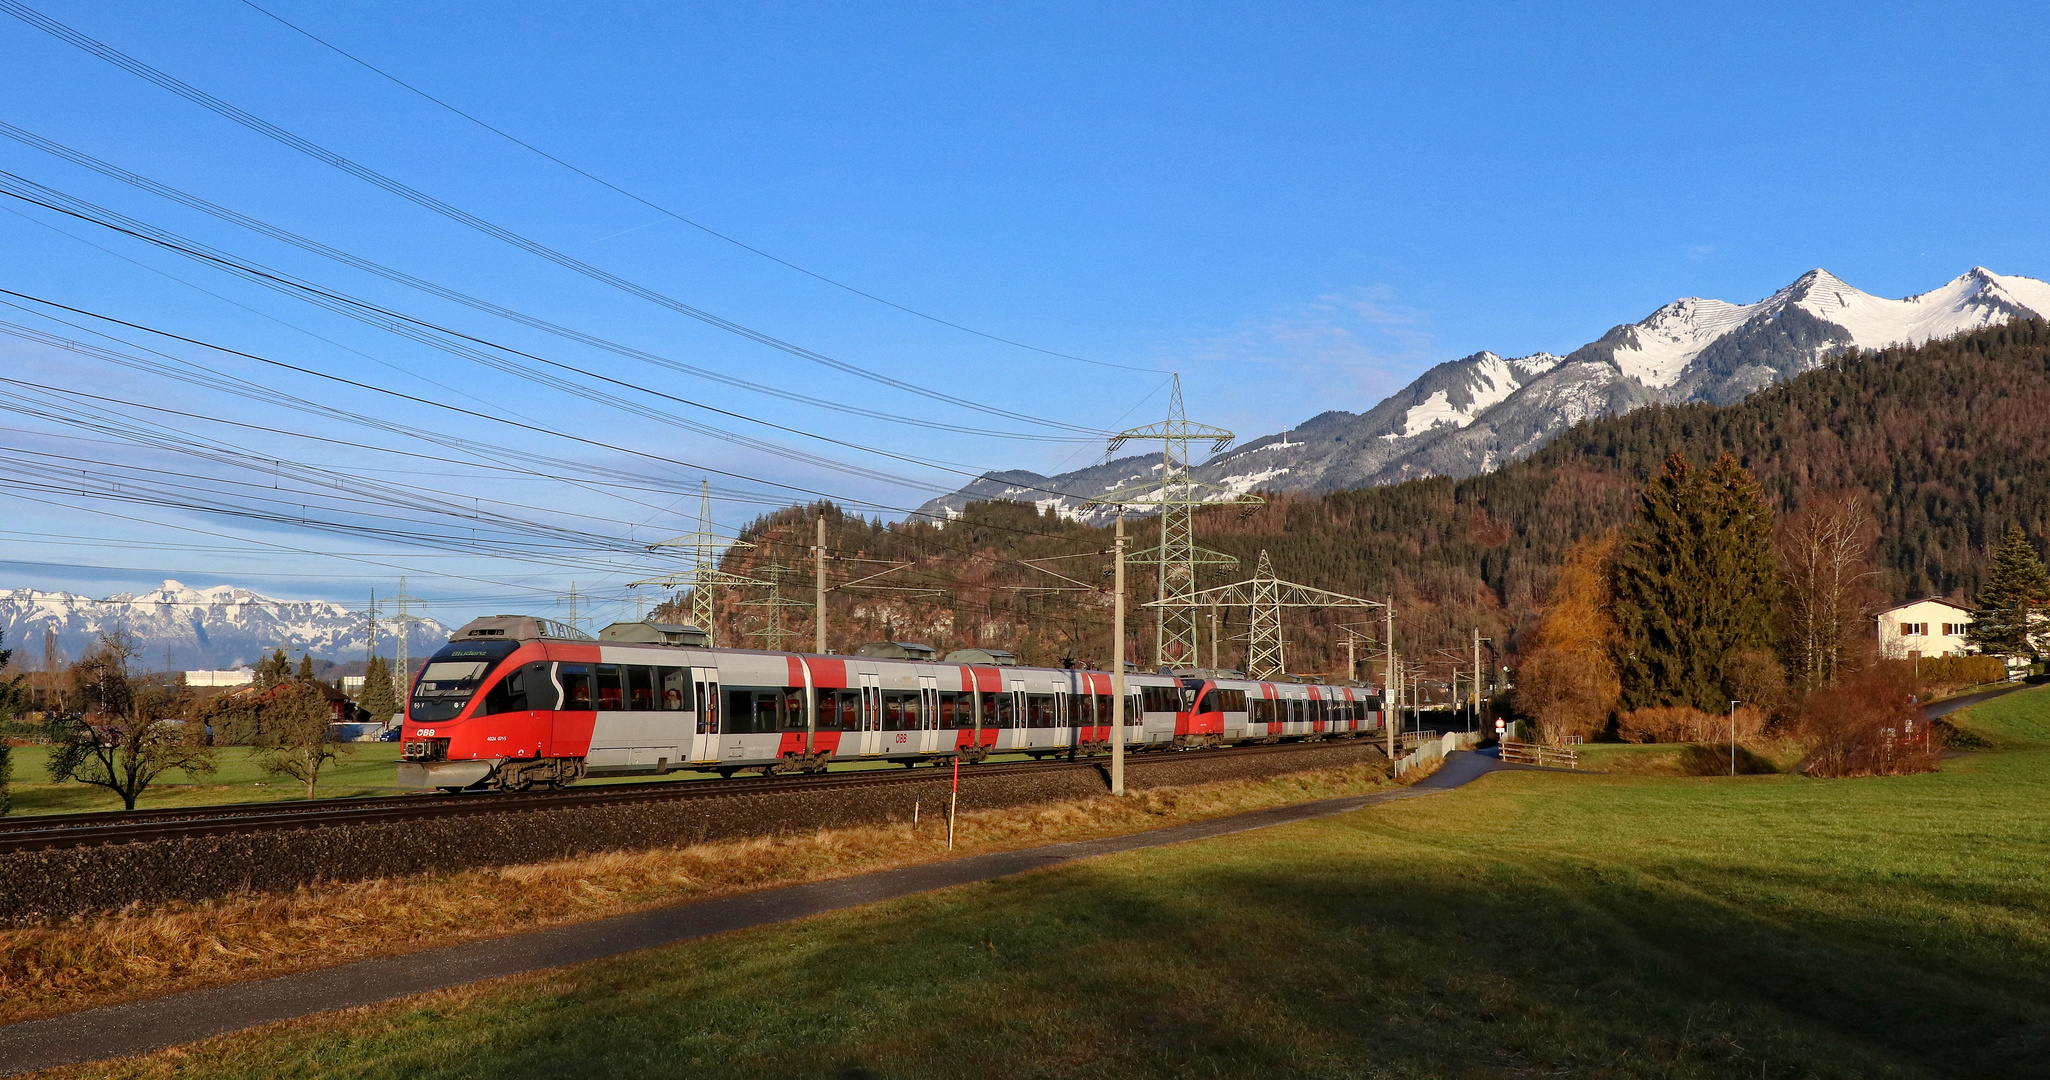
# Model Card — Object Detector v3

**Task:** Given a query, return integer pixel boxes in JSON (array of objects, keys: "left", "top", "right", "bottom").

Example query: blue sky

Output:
[{"left": 2, "top": 0, "right": 2047, "bottom": 629}]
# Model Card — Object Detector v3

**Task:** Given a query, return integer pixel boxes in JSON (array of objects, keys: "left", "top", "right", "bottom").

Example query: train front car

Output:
[{"left": 397, "top": 615, "right": 597, "bottom": 792}]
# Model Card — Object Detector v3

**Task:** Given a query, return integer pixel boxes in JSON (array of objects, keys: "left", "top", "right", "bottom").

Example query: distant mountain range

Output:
[
  {"left": 0, "top": 580, "right": 455, "bottom": 671},
  {"left": 920, "top": 267, "right": 2050, "bottom": 523}
]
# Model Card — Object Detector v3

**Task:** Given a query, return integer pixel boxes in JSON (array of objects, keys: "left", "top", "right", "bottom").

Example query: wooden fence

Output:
[{"left": 1499, "top": 739, "right": 1578, "bottom": 769}]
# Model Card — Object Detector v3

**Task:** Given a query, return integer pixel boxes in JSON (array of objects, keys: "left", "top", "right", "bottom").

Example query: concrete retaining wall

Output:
[{"left": 0, "top": 740, "right": 1388, "bottom": 921}]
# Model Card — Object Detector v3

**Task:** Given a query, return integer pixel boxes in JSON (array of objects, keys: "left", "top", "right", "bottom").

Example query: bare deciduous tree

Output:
[
  {"left": 1777, "top": 492, "right": 1879, "bottom": 691},
  {"left": 46, "top": 631, "right": 214, "bottom": 810},
  {"left": 1517, "top": 532, "right": 1624, "bottom": 743}
]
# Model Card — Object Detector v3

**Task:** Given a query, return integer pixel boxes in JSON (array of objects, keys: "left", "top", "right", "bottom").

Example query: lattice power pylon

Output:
[
  {"left": 628, "top": 480, "right": 761, "bottom": 646},
  {"left": 1152, "top": 550, "right": 1382, "bottom": 680},
  {"left": 739, "top": 535, "right": 812, "bottom": 652},
  {"left": 1090, "top": 374, "right": 1263, "bottom": 669}
]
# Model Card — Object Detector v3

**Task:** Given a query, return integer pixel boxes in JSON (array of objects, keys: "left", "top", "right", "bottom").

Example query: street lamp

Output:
[{"left": 1728, "top": 700, "right": 1741, "bottom": 777}]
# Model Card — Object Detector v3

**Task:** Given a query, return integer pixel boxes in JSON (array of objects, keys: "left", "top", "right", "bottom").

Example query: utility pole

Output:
[
  {"left": 1112, "top": 514, "right": 1127, "bottom": 797},
  {"left": 1385, "top": 598, "right": 1397, "bottom": 761},
  {"left": 1473, "top": 626, "right": 1482, "bottom": 733},
  {"left": 741, "top": 536, "right": 811, "bottom": 652},
  {"left": 814, "top": 510, "right": 828, "bottom": 654}
]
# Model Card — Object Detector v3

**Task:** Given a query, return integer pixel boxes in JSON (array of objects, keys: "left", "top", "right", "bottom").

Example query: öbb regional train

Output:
[{"left": 397, "top": 615, "right": 1388, "bottom": 792}]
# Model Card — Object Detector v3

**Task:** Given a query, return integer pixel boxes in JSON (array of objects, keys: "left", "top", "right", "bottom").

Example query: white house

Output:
[{"left": 1875, "top": 598, "right": 1974, "bottom": 659}]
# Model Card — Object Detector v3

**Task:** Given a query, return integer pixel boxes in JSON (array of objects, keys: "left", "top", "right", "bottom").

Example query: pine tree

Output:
[
  {"left": 1966, "top": 524, "right": 2050, "bottom": 659},
  {"left": 358, "top": 655, "right": 399, "bottom": 722},
  {"left": 255, "top": 648, "right": 291, "bottom": 690},
  {"left": 297, "top": 653, "right": 314, "bottom": 680},
  {"left": 1613, "top": 453, "right": 1781, "bottom": 711}
]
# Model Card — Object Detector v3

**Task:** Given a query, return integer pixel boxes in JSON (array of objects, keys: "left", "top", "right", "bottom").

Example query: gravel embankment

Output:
[{"left": 0, "top": 741, "right": 1388, "bottom": 920}]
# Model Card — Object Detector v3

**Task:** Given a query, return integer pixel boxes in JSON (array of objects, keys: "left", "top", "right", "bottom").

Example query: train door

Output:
[
  {"left": 918, "top": 676, "right": 940, "bottom": 754},
  {"left": 1008, "top": 678, "right": 1027, "bottom": 750},
  {"left": 858, "top": 671, "right": 883, "bottom": 755},
  {"left": 690, "top": 667, "right": 720, "bottom": 763}
]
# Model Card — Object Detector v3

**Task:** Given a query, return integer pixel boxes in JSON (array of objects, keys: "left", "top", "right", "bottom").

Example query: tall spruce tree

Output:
[
  {"left": 1966, "top": 524, "right": 2050, "bottom": 659},
  {"left": 1613, "top": 452, "right": 1781, "bottom": 711},
  {"left": 358, "top": 655, "right": 399, "bottom": 722}
]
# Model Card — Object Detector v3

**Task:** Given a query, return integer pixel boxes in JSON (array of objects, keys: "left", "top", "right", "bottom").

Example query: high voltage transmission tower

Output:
[
  {"left": 1158, "top": 550, "right": 1381, "bottom": 680},
  {"left": 628, "top": 480, "right": 761, "bottom": 646},
  {"left": 740, "top": 534, "right": 812, "bottom": 652},
  {"left": 387, "top": 576, "right": 424, "bottom": 698},
  {"left": 1089, "top": 374, "right": 1263, "bottom": 669}
]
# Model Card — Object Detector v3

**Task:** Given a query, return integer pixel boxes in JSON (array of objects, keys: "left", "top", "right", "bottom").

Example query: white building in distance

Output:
[
  {"left": 1876, "top": 598, "right": 1974, "bottom": 659},
  {"left": 183, "top": 669, "right": 255, "bottom": 687}
]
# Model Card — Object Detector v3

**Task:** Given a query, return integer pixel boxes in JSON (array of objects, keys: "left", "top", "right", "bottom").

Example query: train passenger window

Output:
[
  {"left": 880, "top": 692, "right": 908, "bottom": 731},
  {"left": 627, "top": 666, "right": 655, "bottom": 710},
  {"left": 996, "top": 692, "right": 1014, "bottom": 727},
  {"left": 659, "top": 668, "right": 690, "bottom": 711},
  {"left": 1093, "top": 694, "right": 1114, "bottom": 724},
  {"left": 596, "top": 665, "right": 623, "bottom": 711},
  {"left": 1070, "top": 693, "right": 1092, "bottom": 726},
  {"left": 1026, "top": 694, "right": 1056, "bottom": 728},
  {"left": 782, "top": 688, "right": 809, "bottom": 731},
  {"left": 936, "top": 692, "right": 959, "bottom": 728},
  {"left": 559, "top": 665, "right": 592, "bottom": 711},
  {"left": 834, "top": 689, "right": 862, "bottom": 730},
  {"left": 978, "top": 692, "right": 997, "bottom": 727}
]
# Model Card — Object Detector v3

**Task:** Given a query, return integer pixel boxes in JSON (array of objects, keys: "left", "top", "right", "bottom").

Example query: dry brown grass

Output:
[{"left": 0, "top": 760, "right": 1394, "bottom": 1026}]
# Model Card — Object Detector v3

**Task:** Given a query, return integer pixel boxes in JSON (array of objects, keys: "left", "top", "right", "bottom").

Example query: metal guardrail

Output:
[{"left": 1499, "top": 739, "right": 1578, "bottom": 769}]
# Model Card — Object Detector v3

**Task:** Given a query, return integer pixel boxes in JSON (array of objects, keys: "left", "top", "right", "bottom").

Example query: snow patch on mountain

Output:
[
  {"left": 918, "top": 267, "right": 2050, "bottom": 524},
  {"left": 0, "top": 580, "right": 456, "bottom": 671}
]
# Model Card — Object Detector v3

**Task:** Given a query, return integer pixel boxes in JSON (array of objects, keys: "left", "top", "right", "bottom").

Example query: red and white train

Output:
[{"left": 397, "top": 615, "right": 1387, "bottom": 791}]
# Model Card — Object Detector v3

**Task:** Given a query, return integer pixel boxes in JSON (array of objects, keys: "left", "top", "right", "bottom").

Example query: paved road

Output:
[
  {"left": 0, "top": 750, "right": 1515, "bottom": 1076},
  {"left": 1923, "top": 681, "right": 2033, "bottom": 720}
]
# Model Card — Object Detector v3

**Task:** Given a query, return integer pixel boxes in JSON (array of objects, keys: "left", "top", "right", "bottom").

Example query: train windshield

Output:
[{"left": 410, "top": 640, "right": 521, "bottom": 723}]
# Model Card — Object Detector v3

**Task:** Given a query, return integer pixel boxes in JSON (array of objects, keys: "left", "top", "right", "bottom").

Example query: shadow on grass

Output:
[{"left": 112, "top": 819, "right": 2050, "bottom": 1080}]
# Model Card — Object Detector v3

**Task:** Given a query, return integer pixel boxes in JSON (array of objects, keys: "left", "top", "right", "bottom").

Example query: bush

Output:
[
  {"left": 1889, "top": 655, "right": 2007, "bottom": 690},
  {"left": 1617, "top": 704, "right": 1767, "bottom": 744},
  {"left": 1796, "top": 665, "right": 1939, "bottom": 777}
]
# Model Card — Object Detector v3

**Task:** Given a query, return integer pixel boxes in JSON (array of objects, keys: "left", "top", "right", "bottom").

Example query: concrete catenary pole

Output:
[
  {"left": 1473, "top": 626, "right": 1482, "bottom": 732},
  {"left": 1112, "top": 514, "right": 1128, "bottom": 797},
  {"left": 1385, "top": 598, "right": 1397, "bottom": 761},
  {"left": 814, "top": 510, "right": 828, "bottom": 654}
]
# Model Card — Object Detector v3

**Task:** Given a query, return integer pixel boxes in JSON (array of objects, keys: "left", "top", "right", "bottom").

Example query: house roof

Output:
[{"left": 1876, "top": 597, "right": 1975, "bottom": 617}]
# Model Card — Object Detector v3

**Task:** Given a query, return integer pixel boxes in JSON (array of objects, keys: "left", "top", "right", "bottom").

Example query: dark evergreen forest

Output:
[{"left": 669, "top": 320, "right": 2050, "bottom": 692}]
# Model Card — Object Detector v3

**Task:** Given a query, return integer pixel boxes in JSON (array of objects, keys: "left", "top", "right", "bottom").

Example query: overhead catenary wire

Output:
[{"left": 233, "top": 0, "right": 1166, "bottom": 376}]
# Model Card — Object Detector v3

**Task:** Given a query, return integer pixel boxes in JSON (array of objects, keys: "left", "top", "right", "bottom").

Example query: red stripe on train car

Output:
[
  {"left": 811, "top": 657, "right": 849, "bottom": 688},
  {"left": 813, "top": 730, "right": 844, "bottom": 753}
]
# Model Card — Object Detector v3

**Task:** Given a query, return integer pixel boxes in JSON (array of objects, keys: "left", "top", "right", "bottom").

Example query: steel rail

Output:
[{"left": 0, "top": 739, "right": 1379, "bottom": 854}]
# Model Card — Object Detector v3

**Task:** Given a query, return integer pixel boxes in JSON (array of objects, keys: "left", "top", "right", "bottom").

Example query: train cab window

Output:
[
  {"left": 559, "top": 664, "right": 593, "bottom": 711},
  {"left": 659, "top": 668, "right": 690, "bottom": 711},
  {"left": 627, "top": 666, "right": 655, "bottom": 710},
  {"left": 596, "top": 665, "right": 624, "bottom": 711}
]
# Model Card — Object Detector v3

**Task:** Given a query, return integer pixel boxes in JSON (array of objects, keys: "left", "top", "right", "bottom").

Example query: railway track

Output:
[{"left": 0, "top": 739, "right": 1383, "bottom": 854}]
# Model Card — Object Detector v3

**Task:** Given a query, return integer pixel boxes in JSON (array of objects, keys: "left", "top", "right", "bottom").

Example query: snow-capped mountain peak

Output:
[
  {"left": 917, "top": 266, "right": 2050, "bottom": 525},
  {"left": 0, "top": 580, "right": 455, "bottom": 670}
]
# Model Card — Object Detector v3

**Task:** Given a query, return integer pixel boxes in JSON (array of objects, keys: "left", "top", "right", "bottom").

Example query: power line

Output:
[
  {"left": 1, "top": 0, "right": 1116, "bottom": 432},
  {"left": 233, "top": 0, "right": 1165, "bottom": 376}
]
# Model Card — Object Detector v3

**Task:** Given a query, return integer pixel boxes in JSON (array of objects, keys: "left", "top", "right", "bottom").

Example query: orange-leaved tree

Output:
[{"left": 1515, "top": 532, "right": 1623, "bottom": 743}]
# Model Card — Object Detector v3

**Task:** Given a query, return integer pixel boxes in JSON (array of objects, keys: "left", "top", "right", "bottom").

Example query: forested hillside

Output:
[{"left": 664, "top": 320, "right": 2050, "bottom": 688}]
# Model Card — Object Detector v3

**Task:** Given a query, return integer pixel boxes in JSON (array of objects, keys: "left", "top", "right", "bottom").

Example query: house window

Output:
[
  {"left": 1942, "top": 622, "right": 1966, "bottom": 636},
  {"left": 1900, "top": 622, "right": 1927, "bottom": 636}
]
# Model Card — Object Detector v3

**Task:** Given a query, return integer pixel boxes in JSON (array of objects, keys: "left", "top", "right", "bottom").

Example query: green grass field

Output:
[{"left": 55, "top": 690, "right": 2050, "bottom": 1079}]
